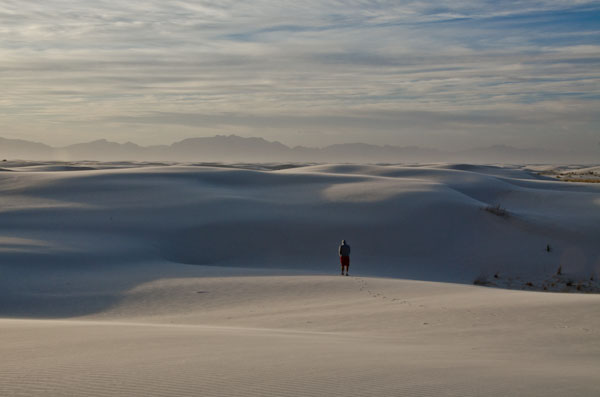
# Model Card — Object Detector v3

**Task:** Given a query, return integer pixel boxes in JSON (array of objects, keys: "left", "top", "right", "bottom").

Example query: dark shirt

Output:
[{"left": 339, "top": 243, "right": 351, "bottom": 256}]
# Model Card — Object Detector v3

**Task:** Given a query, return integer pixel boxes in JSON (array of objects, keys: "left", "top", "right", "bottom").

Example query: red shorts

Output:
[{"left": 340, "top": 256, "right": 350, "bottom": 267}]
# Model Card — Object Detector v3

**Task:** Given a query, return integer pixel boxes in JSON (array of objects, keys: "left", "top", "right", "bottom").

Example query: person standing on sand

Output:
[{"left": 339, "top": 240, "right": 351, "bottom": 276}]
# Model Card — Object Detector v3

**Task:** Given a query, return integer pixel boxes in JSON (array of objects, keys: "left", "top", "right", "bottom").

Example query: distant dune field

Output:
[{"left": 1, "top": 162, "right": 599, "bottom": 396}]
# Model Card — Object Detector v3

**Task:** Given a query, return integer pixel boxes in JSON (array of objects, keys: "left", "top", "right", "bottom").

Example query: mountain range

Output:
[{"left": 0, "top": 135, "right": 596, "bottom": 164}]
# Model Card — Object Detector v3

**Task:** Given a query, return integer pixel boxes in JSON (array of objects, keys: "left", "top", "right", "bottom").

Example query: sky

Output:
[{"left": 1, "top": 1, "right": 599, "bottom": 153}]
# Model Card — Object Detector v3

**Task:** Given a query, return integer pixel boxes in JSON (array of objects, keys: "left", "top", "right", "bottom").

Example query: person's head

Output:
[{"left": 342, "top": 239, "right": 347, "bottom": 245}]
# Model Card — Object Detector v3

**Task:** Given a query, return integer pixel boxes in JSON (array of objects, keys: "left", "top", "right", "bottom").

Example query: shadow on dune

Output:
[
  {"left": 0, "top": 253, "right": 146, "bottom": 318},
  {"left": 0, "top": 252, "right": 316, "bottom": 319}
]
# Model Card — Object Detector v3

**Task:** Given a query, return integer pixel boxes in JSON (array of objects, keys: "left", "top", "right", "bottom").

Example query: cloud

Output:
[{"left": 0, "top": 1, "right": 599, "bottom": 151}]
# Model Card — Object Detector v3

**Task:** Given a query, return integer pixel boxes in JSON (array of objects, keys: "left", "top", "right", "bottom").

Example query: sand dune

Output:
[
  {"left": 1, "top": 162, "right": 597, "bottom": 281},
  {"left": 2, "top": 275, "right": 599, "bottom": 396},
  {"left": 1, "top": 162, "right": 599, "bottom": 396}
]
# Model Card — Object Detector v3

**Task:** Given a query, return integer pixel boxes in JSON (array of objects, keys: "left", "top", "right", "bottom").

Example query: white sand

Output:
[{"left": 1, "top": 163, "right": 599, "bottom": 396}]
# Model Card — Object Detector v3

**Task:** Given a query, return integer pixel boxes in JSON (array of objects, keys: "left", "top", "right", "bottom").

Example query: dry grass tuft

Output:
[
  {"left": 484, "top": 204, "right": 509, "bottom": 218},
  {"left": 473, "top": 274, "right": 492, "bottom": 286}
]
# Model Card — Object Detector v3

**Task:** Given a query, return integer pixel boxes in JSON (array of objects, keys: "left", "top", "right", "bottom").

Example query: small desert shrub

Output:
[
  {"left": 566, "top": 280, "right": 574, "bottom": 287},
  {"left": 484, "top": 204, "right": 509, "bottom": 218},
  {"left": 473, "top": 274, "right": 491, "bottom": 286},
  {"left": 525, "top": 282, "right": 533, "bottom": 287}
]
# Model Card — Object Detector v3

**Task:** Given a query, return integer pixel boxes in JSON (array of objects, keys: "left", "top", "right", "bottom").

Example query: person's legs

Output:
[
  {"left": 340, "top": 256, "right": 345, "bottom": 275},
  {"left": 341, "top": 256, "right": 350, "bottom": 276}
]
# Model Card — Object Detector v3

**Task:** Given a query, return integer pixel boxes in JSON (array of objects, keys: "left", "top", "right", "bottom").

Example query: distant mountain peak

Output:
[{"left": 0, "top": 135, "right": 595, "bottom": 163}]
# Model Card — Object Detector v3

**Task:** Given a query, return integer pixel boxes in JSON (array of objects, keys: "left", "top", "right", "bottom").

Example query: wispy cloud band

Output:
[{"left": 1, "top": 1, "right": 599, "bottom": 151}]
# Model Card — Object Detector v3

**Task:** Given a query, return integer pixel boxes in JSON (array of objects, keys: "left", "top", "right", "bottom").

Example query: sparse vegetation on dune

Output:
[
  {"left": 473, "top": 274, "right": 492, "bottom": 286},
  {"left": 537, "top": 167, "right": 600, "bottom": 183},
  {"left": 559, "top": 178, "right": 600, "bottom": 183},
  {"left": 483, "top": 203, "right": 509, "bottom": 218},
  {"left": 473, "top": 269, "right": 600, "bottom": 293}
]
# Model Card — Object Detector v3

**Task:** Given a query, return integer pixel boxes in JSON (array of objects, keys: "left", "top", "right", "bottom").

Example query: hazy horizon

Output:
[
  {"left": 2, "top": 133, "right": 598, "bottom": 164},
  {"left": 1, "top": 133, "right": 590, "bottom": 151},
  {"left": 2, "top": 1, "right": 599, "bottom": 156}
]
